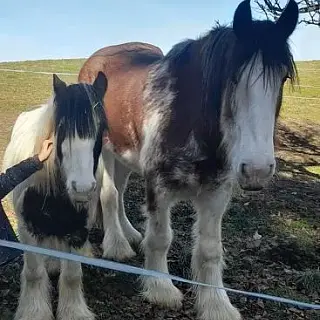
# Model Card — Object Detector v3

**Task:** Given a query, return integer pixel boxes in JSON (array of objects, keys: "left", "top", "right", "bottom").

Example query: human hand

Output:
[{"left": 38, "top": 139, "right": 53, "bottom": 162}]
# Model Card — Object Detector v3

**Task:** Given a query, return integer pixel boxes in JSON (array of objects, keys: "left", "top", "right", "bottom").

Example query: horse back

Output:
[{"left": 78, "top": 42, "right": 164, "bottom": 160}]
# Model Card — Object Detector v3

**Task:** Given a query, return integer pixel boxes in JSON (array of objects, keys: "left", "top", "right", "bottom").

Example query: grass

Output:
[
  {"left": 281, "top": 61, "right": 320, "bottom": 124},
  {"left": 0, "top": 58, "right": 85, "bottom": 74},
  {"left": 272, "top": 215, "right": 318, "bottom": 247},
  {"left": 296, "top": 269, "right": 320, "bottom": 295},
  {"left": 305, "top": 165, "right": 320, "bottom": 175}
]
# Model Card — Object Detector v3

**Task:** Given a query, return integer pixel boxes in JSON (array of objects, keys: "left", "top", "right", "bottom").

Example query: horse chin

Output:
[
  {"left": 240, "top": 185, "right": 264, "bottom": 192},
  {"left": 239, "top": 183, "right": 265, "bottom": 192},
  {"left": 237, "top": 179, "right": 265, "bottom": 192},
  {"left": 69, "top": 194, "right": 91, "bottom": 208}
]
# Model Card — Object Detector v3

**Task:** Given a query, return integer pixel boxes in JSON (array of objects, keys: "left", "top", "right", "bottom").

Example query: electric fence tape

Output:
[{"left": 0, "top": 240, "right": 319, "bottom": 311}]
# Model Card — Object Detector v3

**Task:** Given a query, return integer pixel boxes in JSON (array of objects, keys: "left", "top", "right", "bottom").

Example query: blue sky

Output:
[{"left": 0, "top": 0, "right": 319, "bottom": 62}]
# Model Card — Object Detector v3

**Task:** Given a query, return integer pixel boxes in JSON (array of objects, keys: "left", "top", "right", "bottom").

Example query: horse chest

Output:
[
  {"left": 156, "top": 157, "right": 222, "bottom": 192},
  {"left": 21, "top": 187, "right": 89, "bottom": 248}
]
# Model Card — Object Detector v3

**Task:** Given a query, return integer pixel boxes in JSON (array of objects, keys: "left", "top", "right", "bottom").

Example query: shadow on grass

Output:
[{"left": 276, "top": 122, "right": 320, "bottom": 158}]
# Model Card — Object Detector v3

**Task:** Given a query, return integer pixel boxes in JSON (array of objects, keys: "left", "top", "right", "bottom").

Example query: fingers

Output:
[{"left": 43, "top": 139, "right": 53, "bottom": 149}]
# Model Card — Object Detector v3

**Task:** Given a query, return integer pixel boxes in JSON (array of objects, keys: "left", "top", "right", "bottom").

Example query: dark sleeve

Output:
[{"left": 0, "top": 155, "right": 43, "bottom": 200}]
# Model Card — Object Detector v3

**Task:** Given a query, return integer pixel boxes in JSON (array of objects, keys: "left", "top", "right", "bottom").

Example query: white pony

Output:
[{"left": 2, "top": 72, "right": 108, "bottom": 320}]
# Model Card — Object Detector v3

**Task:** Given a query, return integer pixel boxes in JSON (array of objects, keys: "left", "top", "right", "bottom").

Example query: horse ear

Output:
[
  {"left": 233, "top": 0, "right": 252, "bottom": 40},
  {"left": 275, "top": 0, "right": 299, "bottom": 40},
  {"left": 93, "top": 71, "right": 108, "bottom": 100},
  {"left": 53, "top": 74, "right": 66, "bottom": 95}
]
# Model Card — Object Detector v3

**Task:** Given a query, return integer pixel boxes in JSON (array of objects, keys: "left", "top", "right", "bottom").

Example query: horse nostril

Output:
[
  {"left": 71, "top": 181, "right": 77, "bottom": 191},
  {"left": 269, "top": 163, "right": 275, "bottom": 173},
  {"left": 241, "top": 163, "right": 249, "bottom": 177}
]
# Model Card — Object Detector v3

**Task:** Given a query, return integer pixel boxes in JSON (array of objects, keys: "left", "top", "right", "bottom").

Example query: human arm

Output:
[
  {"left": 0, "top": 139, "right": 53, "bottom": 200},
  {"left": 0, "top": 156, "right": 43, "bottom": 200}
]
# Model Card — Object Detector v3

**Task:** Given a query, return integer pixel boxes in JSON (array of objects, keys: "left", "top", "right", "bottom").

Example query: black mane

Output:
[
  {"left": 165, "top": 20, "right": 297, "bottom": 116},
  {"left": 157, "top": 12, "right": 298, "bottom": 183},
  {"left": 53, "top": 82, "right": 107, "bottom": 173},
  {"left": 53, "top": 82, "right": 107, "bottom": 141},
  {"left": 201, "top": 21, "right": 297, "bottom": 111}
]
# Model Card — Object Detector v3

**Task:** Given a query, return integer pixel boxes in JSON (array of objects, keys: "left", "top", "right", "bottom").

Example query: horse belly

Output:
[{"left": 103, "top": 139, "right": 141, "bottom": 173}]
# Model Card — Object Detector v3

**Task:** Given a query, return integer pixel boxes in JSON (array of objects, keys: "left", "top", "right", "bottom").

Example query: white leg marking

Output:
[
  {"left": 141, "top": 192, "right": 183, "bottom": 308},
  {"left": 100, "top": 151, "right": 136, "bottom": 260},
  {"left": 192, "top": 184, "right": 241, "bottom": 320},
  {"left": 57, "top": 248, "right": 94, "bottom": 320},
  {"left": 114, "top": 159, "right": 142, "bottom": 246},
  {"left": 15, "top": 231, "right": 53, "bottom": 320},
  {"left": 43, "top": 238, "right": 61, "bottom": 276}
]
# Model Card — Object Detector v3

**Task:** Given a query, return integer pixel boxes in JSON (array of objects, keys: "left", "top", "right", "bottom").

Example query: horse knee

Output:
[
  {"left": 60, "top": 274, "right": 82, "bottom": 290},
  {"left": 144, "top": 228, "right": 173, "bottom": 252},
  {"left": 194, "top": 238, "right": 224, "bottom": 264},
  {"left": 22, "top": 267, "right": 47, "bottom": 284},
  {"left": 59, "top": 262, "right": 83, "bottom": 290}
]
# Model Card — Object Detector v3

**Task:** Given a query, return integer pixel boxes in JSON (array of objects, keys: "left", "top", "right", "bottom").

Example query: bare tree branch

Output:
[{"left": 254, "top": 0, "right": 320, "bottom": 26}]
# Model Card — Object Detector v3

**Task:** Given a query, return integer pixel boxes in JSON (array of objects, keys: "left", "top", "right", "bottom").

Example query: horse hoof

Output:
[
  {"left": 197, "top": 304, "right": 242, "bottom": 320},
  {"left": 141, "top": 277, "right": 183, "bottom": 309},
  {"left": 102, "top": 233, "right": 136, "bottom": 261},
  {"left": 57, "top": 306, "right": 95, "bottom": 320},
  {"left": 15, "top": 311, "right": 54, "bottom": 320}
]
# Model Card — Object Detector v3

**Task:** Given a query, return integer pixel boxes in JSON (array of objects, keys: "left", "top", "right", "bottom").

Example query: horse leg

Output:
[
  {"left": 100, "top": 150, "right": 136, "bottom": 260},
  {"left": 14, "top": 230, "right": 53, "bottom": 320},
  {"left": 44, "top": 238, "right": 61, "bottom": 276},
  {"left": 57, "top": 244, "right": 94, "bottom": 320},
  {"left": 192, "top": 184, "right": 241, "bottom": 320},
  {"left": 114, "top": 159, "right": 142, "bottom": 246},
  {"left": 141, "top": 181, "right": 183, "bottom": 308}
]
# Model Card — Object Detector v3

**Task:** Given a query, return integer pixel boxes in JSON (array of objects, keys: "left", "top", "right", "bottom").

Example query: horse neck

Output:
[{"left": 161, "top": 40, "right": 222, "bottom": 154}]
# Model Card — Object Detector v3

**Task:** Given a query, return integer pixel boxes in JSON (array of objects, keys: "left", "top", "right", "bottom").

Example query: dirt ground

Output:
[{"left": 0, "top": 121, "right": 319, "bottom": 320}]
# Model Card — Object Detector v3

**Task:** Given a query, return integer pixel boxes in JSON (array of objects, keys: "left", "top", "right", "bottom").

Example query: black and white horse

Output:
[
  {"left": 3, "top": 72, "right": 108, "bottom": 320},
  {"left": 78, "top": 0, "right": 299, "bottom": 319}
]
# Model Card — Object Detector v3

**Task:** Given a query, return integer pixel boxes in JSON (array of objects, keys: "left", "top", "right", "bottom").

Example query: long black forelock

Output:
[
  {"left": 201, "top": 20, "right": 298, "bottom": 113},
  {"left": 53, "top": 82, "right": 107, "bottom": 141}
]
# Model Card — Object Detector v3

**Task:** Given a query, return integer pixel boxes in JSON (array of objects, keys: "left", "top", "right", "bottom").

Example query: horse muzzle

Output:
[
  {"left": 68, "top": 181, "right": 97, "bottom": 204},
  {"left": 237, "top": 162, "right": 275, "bottom": 191}
]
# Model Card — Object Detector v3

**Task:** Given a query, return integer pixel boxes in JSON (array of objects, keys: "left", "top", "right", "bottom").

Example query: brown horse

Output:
[{"left": 78, "top": 1, "right": 299, "bottom": 319}]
